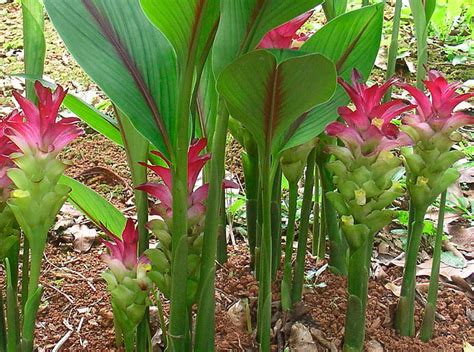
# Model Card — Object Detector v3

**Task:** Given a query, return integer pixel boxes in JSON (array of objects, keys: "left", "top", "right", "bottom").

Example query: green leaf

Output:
[
  {"left": 212, "top": 0, "right": 323, "bottom": 76},
  {"left": 43, "top": 0, "right": 177, "bottom": 158},
  {"left": 21, "top": 0, "right": 45, "bottom": 101},
  {"left": 59, "top": 175, "right": 125, "bottom": 235},
  {"left": 140, "top": 0, "right": 220, "bottom": 67},
  {"left": 217, "top": 50, "right": 336, "bottom": 155},
  {"left": 64, "top": 94, "right": 123, "bottom": 146},
  {"left": 284, "top": 3, "right": 384, "bottom": 150}
]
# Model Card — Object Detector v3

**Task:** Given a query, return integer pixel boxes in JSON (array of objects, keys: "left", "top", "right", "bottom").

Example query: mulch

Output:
[{"left": 23, "top": 240, "right": 472, "bottom": 351}]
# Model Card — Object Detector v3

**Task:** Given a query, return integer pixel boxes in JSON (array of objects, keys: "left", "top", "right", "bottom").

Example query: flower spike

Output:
[
  {"left": 6, "top": 82, "right": 83, "bottom": 155},
  {"left": 258, "top": 10, "right": 314, "bottom": 49}
]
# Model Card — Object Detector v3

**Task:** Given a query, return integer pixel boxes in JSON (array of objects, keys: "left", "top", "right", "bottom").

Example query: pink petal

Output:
[
  {"left": 398, "top": 83, "right": 433, "bottom": 120},
  {"left": 326, "top": 121, "right": 364, "bottom": 149},
  {"left": 188, "top": 138, "right": 208, "bottom": 161},
  {"left": 137, "top": 183, "right": 172, "bottom": 209},
  {"left": 187, "top": 154, "right": 211, "bottom": 191},
  {"left": 190, "top": 184, "right": 209, "bottom": 204},
  {"left": 140, "top": 162, "right": 172, "bottom": 190}
]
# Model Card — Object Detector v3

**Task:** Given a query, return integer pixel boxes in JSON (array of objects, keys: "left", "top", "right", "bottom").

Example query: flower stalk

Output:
[{"left": 325, "top": 71, "right": 411, "bottom": 350}]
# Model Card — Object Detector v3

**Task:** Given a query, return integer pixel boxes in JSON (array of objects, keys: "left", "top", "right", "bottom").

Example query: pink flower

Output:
[
  {"left": 101, "top": 218, "right": 148, "bottom": 276},
  {"left": 137, "top": 139, "right": 238, "bottom": 224},
  {"left": 399, "top": 70, "right": 474, "bottom": 136},
  {"left": 258, "top": 11, "right": 313, "bottom": 49},
  {"left": 326, "top": 70, "right": 413, "bottom": 156},
  {"left": 0, "top": 111, "right": 21, "bottom": 192},
  {"left": 4, "top": 82, "right": 83, "bottom": 156}
]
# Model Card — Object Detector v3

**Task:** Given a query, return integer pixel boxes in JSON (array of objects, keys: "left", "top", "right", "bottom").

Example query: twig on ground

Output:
[
  {"left": 52, "top": 330, "right": 73, "bottom": 352},
  {"left": 45, "top": 283, "right": 75, "bottom": 304}
]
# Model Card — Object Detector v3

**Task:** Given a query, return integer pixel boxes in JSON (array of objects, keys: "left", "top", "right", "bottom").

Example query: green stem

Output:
[
  {"left": 0, "top": 276, "right": 6, "bottom": 352},
  {"left": 169, "top": 54, "right": 197, "bottom": 351},
  {"left": 256, "top": 151, "right": 273, "bottom": 351},
  {"left": 281, "top": 181, "right": 298, "bottom": 311},
  {"left": 116, "top": 110, "right": 151, "bottom": 351},
  {"left": 113, "top": 314, "right": 123, "bottom": 348},
  {"left": 155, "top": 291, "right": 168, "bottom": 349},
  {"left": 271, "top": 167, "right": 282, "bottom": 280},
  {"left": 395, "top": 206, "right": 427, "bottom": 336},
  {"left": 322, "top": 0, "right": 347, "bottom": 20},
  {"left": 194, "top": 103, "right": 230, "bottom": 352},
  {"left": 384, "top": 0, "right": 402, "bottom": 102},
  {"left": 5, "top": 259, "right": 19, "bottom": 352},
  {"left": 242, "top": 152, "right": 259, "bottom": 270},
  {"left": 420, "top": 191, "right": 447, "bottom": 341},
  {"left": 343, "top": 234, "right": 375, "bottom": 352},
  {"left": 312, "top": 161, "right": 324, "bottom": 258},
  {"left": 291, "top": 148, "right": 316, "bottom": 304},
  {"left": 362, "top": 0, "right": 370, "bottom": 6},
  {"left": 319, "top": 157, "right": 348, "bottom": 276},
  {"left": 21, "top": 237, "right": 30, "bottom": 313},
  {"left": 409, "top": 0, "right": 429, "bottom": 89},
  {"left": 123, "top": 330, "right": 136, "bottom": 352},
  {"left": 216, "top": 191, "right": 227, "bottom": 264},
  {"left": 255, "top": 187, "right": 263, "bottom": 281}
]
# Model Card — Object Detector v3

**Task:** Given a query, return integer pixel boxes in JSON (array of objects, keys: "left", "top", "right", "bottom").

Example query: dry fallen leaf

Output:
[
  {"left": 366, "top": 340, "right": 384, "bottom": 352},
  {"left": 289, "top": 323, "right": 318, "bottom": 352},
  {"left": 69, "top": 225, "right": 97, "bottom": 253},
  {"left": 416, "top": 258, "right": 474, "bottom": 279}
]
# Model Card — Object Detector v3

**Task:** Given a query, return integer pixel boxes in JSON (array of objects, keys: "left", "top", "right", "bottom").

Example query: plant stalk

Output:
[
  {"left": 5, "top": 258, "right": 19, "bottom": 352},
  {"left": 194, "top": 103, "right": 230, "bottom": 352},
  {"left": 384, "top": 0, "right": 402, "bottom": 102},
  {"left": 256, "top": 151, "right": 273, "bottom": 351},
  {"left": 420, "top": 191, "right": 447, "bottom": 341},
  {"left": 21, "top": 236, "right": 29, "bottom": 313},
  {"left": 291, "top": 148, "right": 316, "bottom": 304},
  {"left": 343, "top": 234, "right": 375, "bottom": 352},
  {"left": 271, "top": 167, "right": 282, "bottom": 280},
  {"left": 281, "top": 181, "right": 298, "bottom": 311},
  {"left": 216, "top": 190, "right": 228, "bottom": 264},
  {"left": 0, "top": 277, "right": 6, "bottom": 352},
  {"left": 242, "top": 152, "right": 259, "bottom": 270},
  {"left": 395, "top": 206, "right": 427, "bottom": 336},
  {"left": 312, "top": 160, "right": 324, "bottom": 258}
]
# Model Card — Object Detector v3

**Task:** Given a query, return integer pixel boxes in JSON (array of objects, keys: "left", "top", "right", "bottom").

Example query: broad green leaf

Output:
[
  {"left": 217, "top": 50, "right": 336, "bottom": 155},
  {"left": 21, "top": 0, "right": 45, "bottom": 101},
  {"left": 44, "top": 0, "right": 177, "bottom": 158},
  {"left": 140, "top": 0, "right": 220, "bottom": 67},
  {"left": 64, "top": 95, "right": 123, "bottom": 146},
  {"left": 59, "top": 175, "right": 125, "bottom": 235},
  {"left": 284, "top": 3, "right": 384, "bottom": 150},
  {"left": 212, "top": 0, "right": 323, "bottom": 76}
]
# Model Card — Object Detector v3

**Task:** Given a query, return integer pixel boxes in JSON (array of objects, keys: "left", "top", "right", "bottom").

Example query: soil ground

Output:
[{"left": 0, "top": 1, "right": 473, "bottom": 351}]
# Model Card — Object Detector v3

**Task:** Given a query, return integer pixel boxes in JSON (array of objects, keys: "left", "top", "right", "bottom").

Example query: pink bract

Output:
[
  {"left": 5, "top": 82, "right": 83, "bottom": 156},
  {"left": 326, "top": 70, "right": 413, "bottom": 156},
  {"left": 137, "top": 139, "right": 238, "bottom": 223},
  {"left": 0, "top": 111, "right": 21, "bottom": 192},
  {"left": 258, "top": 10, "right": 313, "bottom": 49},
  {"left": 399, "top": 70, "right": 474, "bottom": 135},
  {"left": 101, "top": 218, "right": 148, "bottom": 275}
]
